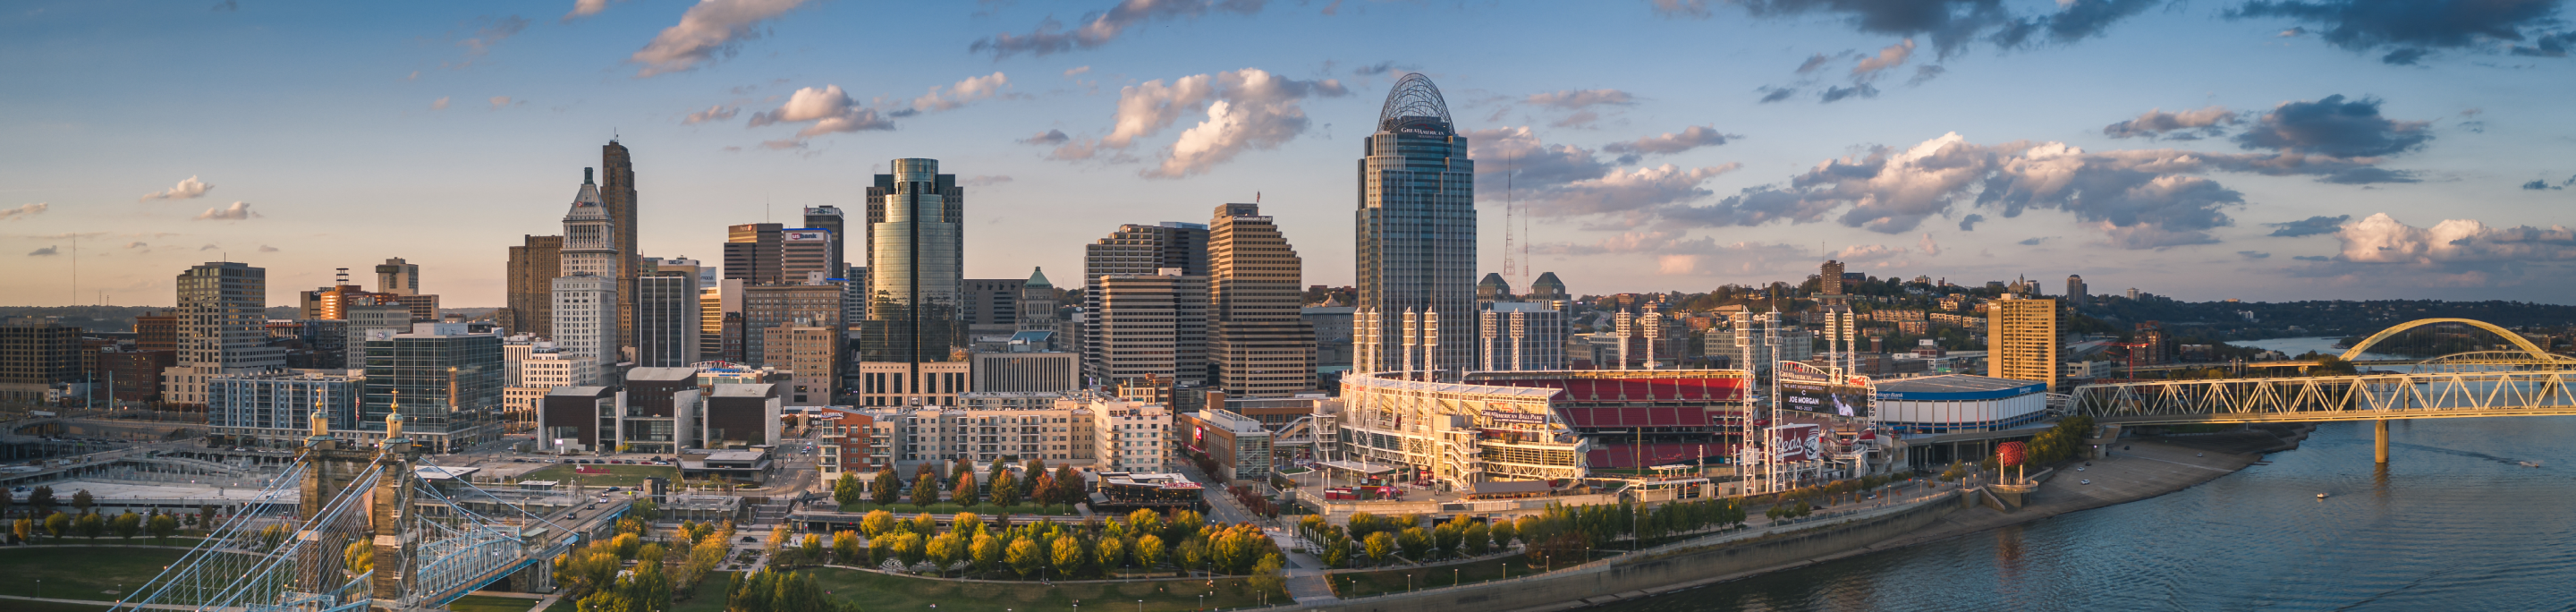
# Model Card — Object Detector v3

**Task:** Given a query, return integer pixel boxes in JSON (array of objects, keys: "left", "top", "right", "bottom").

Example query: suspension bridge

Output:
[
  {"left": 106, "top": 406, "right": 612, "bottom": 612},
  {"left": 2069, "top": 318, "right": 2576, "bottom": 463}
]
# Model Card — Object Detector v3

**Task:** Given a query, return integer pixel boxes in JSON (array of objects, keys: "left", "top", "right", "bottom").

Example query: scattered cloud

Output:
[
  {"left": 1667, "top": 0, "right": 2165, "bottom": 56},
  {"left": 1820, "top": 83, "right": 1877, "bottom": 103},
  {"left": 1958, "top": 213, "right": 1986, "bottom": 231},
  {"left": 2512, "top": 30, "right": 2574, "bottom": 57},
  {"left": 1602, "top": 126, "right": 1740, "bottom": 164},
  {"left": 1020, "top": 129, "right": 1072, "bottom": 145},
  {"left": 630, "top": 0, "right": 812, "bottom": 77},
  {"left": 2279, "top": 26, "right": 2309, "bottom": 37},
  {"left": 2334, "top": 213, "right": 2576, "bottom": 263},
  {"left": 198, "top": 243, "right": 218, "bottom": 251},
  {"left": 431, "top": 97, "right": 451, "bottom": 111},
  {"left": 683, "top": 105, "right": 739, "bottom": 124},
  {"left": 489, "top": 96, "right": 515, "bottom": 108},
  {"left": 1352, "top": 61, "right": 1397, "bottom": 75},
  {"left": 0, "top": 203, "right": 47, "bottom": 221},
  {"left": 962, "top": 175, "right": 1014, "bottom": 187},
  {"left": 453, "top": 14, "right": 529, "bottom": 66},
  {"left": 1908, "top": 64, "right": 1947, "bottom": 86},
  {"left": 140, "top": 175, "right": 213, "bottom": 201},
  {"left": 123, "top": 241, "right": 149, "bottom": 250},
  {"left": 1535, "top": 228, "right": 1809, "bottom": 276},
  {"left": 2019, "top": 237, "right": 2051, "bottom": 246},
  {"left": 213, "top": 0, "right": 236, "bottom": 12},
  {"left": 748, "top": 85, "right": 894, "bottom": 140},
  {"left": 28, "top": 246, "right": 57, "bottom": 257},
  {"left": 1064, "top": 65, "right": 1092, "bottom": 77},
  {"left": 1050, "top": 68, "right": 1347, "bottom": 177},
  {"left": 258, "top": 244, "right": 280, "bottom": 252},
  {"left": 971, "top": 0, "right": 1267, "bottom": 59},
  {"left": 1918, "top": 233, "right": 1941, "bottom": 256},
  {"left": 1758, "top": 87, "right": 1798, "bottom": 103},
  {"left": 2293, "top": 255, "right": 2332, "bottom": 261},
  {"left": 2233, "top": 94, "right": 2430, "bottom": 157},
  {"left": 2266, "top": 214, "right": 2351, "bottom": 236},
  {"left": 195, "top": 201, "right": 257, "bottom": 221},
  {"left": 1528, "top": 163, "right": 1745, "bottom": 217},
  {"left": 2229, "top": 0, "right": 2571, "bottom": 64},
  {"left": 2239, "top": 250, "right": 2272, "bottom": 259},
  {"left": 2522, "top": 174, "right": 2575, "bottom": 190},
  {"left": 1852, "top": 39, "right": 1915, "bottom": 79},
  {"left": 2103, "top": 106, "right": 2239, "bottom": 140},
  {"left": 909, "top": 72, "right": 1013, "bottom": 113},
  {"left": 1794, "top": 53, "right": 1834, "bottom": 74},
  {"left": 1526, "top": 89, "right": 1636, "bottom": 110},
  {"left": 564, "top": 0, "right": 622, "bottom": 21}
]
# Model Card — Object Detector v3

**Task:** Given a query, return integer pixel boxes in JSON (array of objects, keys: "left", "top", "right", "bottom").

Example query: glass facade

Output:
[
  {"left": 1355, "top": 74, "right": 1476, "bottom": 376},
  {"left": 361, "top": 327, "right": 504, "bottom": 453},
  {"left": 860, "top": 158, "right": 965, "bottom": 365}
]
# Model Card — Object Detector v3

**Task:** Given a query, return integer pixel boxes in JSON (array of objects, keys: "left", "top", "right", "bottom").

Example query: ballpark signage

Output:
[
  {"left": 783, "top": 230, "right": 831, "bottom": 242},
  {"left": 1779, "top": 379, "right": 1872, "bottom": 418},
  {"left": 1484, "top": 411, "right": 1548, "bottom": 425},
  {"left": 1767, "top": 423, "right": 1823, "bottom": 463}
]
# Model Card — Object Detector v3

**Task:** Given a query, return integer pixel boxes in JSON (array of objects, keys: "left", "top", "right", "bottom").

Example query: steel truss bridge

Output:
[
  {"left": 107, "top": 429, "right": 584, "bottom": 612},
  {"left": 2067, "top": 318, "right": 2575, "bottom": 462}
]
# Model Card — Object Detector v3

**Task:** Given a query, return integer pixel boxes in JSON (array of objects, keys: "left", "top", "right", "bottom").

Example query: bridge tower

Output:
[
  {"left": 2375, "top": 420, "right": 2390, "bottom": 463},
  {"left": 298, "top": 397, "right": 424, "bottom": 611}
]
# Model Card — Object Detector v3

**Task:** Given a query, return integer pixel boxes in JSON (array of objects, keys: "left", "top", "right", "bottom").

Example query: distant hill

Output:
[{"left": 1, "top": 305, "right": 503, "bottom": 333}]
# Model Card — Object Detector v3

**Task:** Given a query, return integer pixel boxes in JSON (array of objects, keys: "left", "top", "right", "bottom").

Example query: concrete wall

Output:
[{"left": 1293, "top": 490, "right": 1968, "bottom": 612}]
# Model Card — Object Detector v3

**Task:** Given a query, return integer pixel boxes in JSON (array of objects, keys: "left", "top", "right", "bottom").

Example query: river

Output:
[{"left": 1595, "top": 337, "right": 2576, "bottom": 611}]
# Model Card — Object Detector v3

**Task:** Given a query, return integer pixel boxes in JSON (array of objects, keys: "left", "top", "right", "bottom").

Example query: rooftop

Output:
[
  {"left": 712, "top": 383, "right": 776, "bottom": 397},
  {"left": 626, "top": 367, "right": 699, "bottom": 382},
  {"left": 1872, "top": 374, "right": 2046, "bottom": 394}
]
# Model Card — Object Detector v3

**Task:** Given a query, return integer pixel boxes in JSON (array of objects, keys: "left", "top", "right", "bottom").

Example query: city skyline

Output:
[{"left": 6, "top": 1, "right": 2575, "bottom": 307}]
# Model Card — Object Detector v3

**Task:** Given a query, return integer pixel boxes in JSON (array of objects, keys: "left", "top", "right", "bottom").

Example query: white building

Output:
[
  {"left": 555, "top": 170, "right": 622, "bottom": 364},
  {"left": 1090, "top": 396, "right": 1171, "bottom": 472}
]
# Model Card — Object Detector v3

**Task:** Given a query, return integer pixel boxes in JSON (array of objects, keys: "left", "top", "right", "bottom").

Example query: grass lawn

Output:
[
  {"left": 834, "top": 501, "right": 1080, "bottom": 516},
  {"left": 0, "top": 546, "right": 190, "bottom": 600},
  {"left": 518, "top": 463, "right": 682, "bottom": 488},
  {"left": 446, "top": 594, "right": 540, "bottom": 612},
  {"left": 668, "top": 572, "right": 734, "bottom": 612},
  {"left": 1329, "top": 554, "right": 1547, "bottom": 599},
  {"left": 803, "top": 566, "right": 1280, "bottom": 612},
  {"left": 542, "top": 596, "right": 578, "bottom": 612},
  {"left": 5, "top": 601, "right": 113, "bottom": 612}
]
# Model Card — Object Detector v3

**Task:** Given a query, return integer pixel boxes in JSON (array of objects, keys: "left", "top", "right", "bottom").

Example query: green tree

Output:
[
  {"left": 1248, "top": 554, "right": 1286, "bottom": 600},
  {"left": 926, "top": 532, "right": 962, "bottom": 574},
  {"left": 831, "top": 530, "right": 861, "bottom": 564},
  {"left": 859, "top": 510, "right": 895, "bottom": 537},
  {"left": 1005, "top": 537, "right": 1042, "bottom": 578},
  {"left": 146, "top": 513, "right": 178, "bottom": 544},
  {"left": 1047, "top": 535, "right": 1085, "bottom": 578},
  {"left": 891, "top": 532, "right": 927, "bottom": 565},
  {"left": 1462, "top": 522, "right": 1490, "bottom": 556},
  {"left": 71, "top": 489, "right": 94, "bottom": 513},
  {"left": 989, "top": 469, "right": 1020, "bottom": 506},
  {"left": 1321, "top": 534, "right": 1351, "bottom": 569},
  {"left": 344, "top": 540, "right": 375, "bottom": 575},
  {"left": 610, "top": 532, "right": 643, "bottom": 559},
  {"left": 970, "top": 532, "right": 1003, "bottom": 574},
  {"left": 75, "top": 511, "right": 105, "bottom": 540},
  {"left": 833, "top": 472, "right": 862, "bottom": 508},
  {"left": 1134, "top": 534, "right": 1165, "bottom": 569},
  {"left": 1095, "top": 535, "right": 1128, "bottom": 571},
  {"left": 111, "top": 511, "right": 141, "bottom": 540},
  {"left": 953, "top": 472, "right": 980, "bottom": 506},
  {"left": 1432, "top": 522, "right": 1462, "bottom": 559},
  {"left": 27, "top": 486, "right": 56, "bottom": 514},
  {"left": 1396, "top": 526, "right": 1430, "bottom": 562},
  {"left": 1176, "top": 540, "right": 1209, "bottom": 574},
  {"left": 1488, "top": 519, "right": 1517, "bottom": 549},
  {"left": 629, "top": 498, "right": 659, "bottom": 521},
  {"left": 1363, "top": 531, "right": 1394, "bottom": 567},
  {"left": 911, "top": 471, "right": 942, "bottom": 506},
  {"left": 871, "top": 466, "right": 901, "bottom": 506}
]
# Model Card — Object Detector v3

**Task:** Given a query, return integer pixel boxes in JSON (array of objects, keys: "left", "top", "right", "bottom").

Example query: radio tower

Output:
[{"left": 1503, "top": 152, "right": 1516, "bottom": 284}]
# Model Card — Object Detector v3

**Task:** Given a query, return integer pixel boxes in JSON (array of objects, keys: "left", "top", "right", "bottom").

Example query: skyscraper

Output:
[
  {"left": 1208, "top": 203, "right": 1315, "bottom": 397},
  {"left": 360, "top": 322, "right": 503, "bottom": 454},
  {"left": 555, "top": 168, "right": 621, "bottom": 364},
  {"left": 723, "top": 223, "right": 784, "bottom": 285},
  {"left": 601, "top": 140, "right": 641, "bottom": 363},
  {"left": 781, "top": 227, "right": 835, "bottom": 284},
  {"left": 1081, "top": 222, "right": 1208, "bottom": 382},
  {"left": 803, "top": 206, "right": 847, "bottom": 278},
  {"left": 859, "top": 158, "right": 965, "bottom": 367},
  {"left": 1092, "top": 269, "right": 1208, "bottom": 387},
  {"left": 376, "top": 257, "right": 419, "bottom": 296},
  {"left": 2066, "top": 275, "right": 2089, "bottom": 308},
  {"left": 1988, "top": 296, "right": 2061, "bottom": 390},
  {"left": 504, "top": 234, "right": 563, "bottom": 336},
  {"left": 634, "top": 272, "right": 699, "bottom": 367},
  {"left": 163, "top": 261, "right": 285, "bottom": 407},
  {"left": 1354, "top": 73, "right": 1475, "bottom": 377}
]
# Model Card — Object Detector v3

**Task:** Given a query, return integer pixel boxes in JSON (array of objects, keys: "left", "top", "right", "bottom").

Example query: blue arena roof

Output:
[{"left": 1872, "top": 375, "right": 2047, "bottom": 402}]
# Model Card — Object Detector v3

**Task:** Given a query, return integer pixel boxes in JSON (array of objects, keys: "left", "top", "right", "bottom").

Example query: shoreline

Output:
[{"left": 1857, "top": 425, "right": 2303, "bottom": 555}]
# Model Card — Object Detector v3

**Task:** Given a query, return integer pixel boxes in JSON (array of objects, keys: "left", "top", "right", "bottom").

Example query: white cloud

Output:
[
  {"left": 1537, "top": 229, "right": 1809, "bottom": 276},
  {"left": 454, "top": 15, "right": 529, "bottom": 64},
  {"left": 910, "top": 72, "right": 1011, "bottom": 113},
  {"left": 431, "top": 97, "right": 451, "bottom": 111},
  {"left": 1602, "top": 125, "right": 1739, "bottom": 162},
  {"left": 683, "top": 105, "right": 739, "bottom": 124},
  {"left": 1917, "top": 233, "right": 1940, "bottom": 256},
  {"left": 490, "top": 96, "right": 514, "bottom": 109},
  {"left": 1532, "top": 164, "right": 1742, "bottom": 217},
  {"left": 1852, "top": 38, "right": 1914, "bottom": 79},
  {"left": 140, "top": 176, "right": 213, "bottom": 201},
  {"left": 1052, "top": 68, "right": 1345, "bottom": 176},
  {"left": 2334, "top": 213, "right": 2576, "bottom": 264},
  {"left": 564, "top": 0, "right": 620, "bottom": 21},
  {"left": 971, "top": 0, "right": 1267, "bottom": 58},
  {"left": 195, "top": 201, "right": 257, "bottom": 221},
  {"left": 1064, "top": 65, "right": 1092, "bottom": 77},
  {"left": 747, "top": 85, "right": 894, "bottom": 140},
  {"left": 630, "top": 0, "right": 812, "bottom": 77},
  {"left": 2103, "top": 106, "right": 2239, "bottom": 140},
  {"left": 0, "top": 202, "right": 49, "bottom": 221}
]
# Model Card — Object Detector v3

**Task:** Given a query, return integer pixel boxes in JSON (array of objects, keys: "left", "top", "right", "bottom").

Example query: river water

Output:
[{"left": 1597, "top": 338, "right": 2576, "bottom": 611}]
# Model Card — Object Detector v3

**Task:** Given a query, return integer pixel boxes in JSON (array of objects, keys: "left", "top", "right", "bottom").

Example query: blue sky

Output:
[{"left": 4, "top": 0, "right": 2572, "bottom": 308}]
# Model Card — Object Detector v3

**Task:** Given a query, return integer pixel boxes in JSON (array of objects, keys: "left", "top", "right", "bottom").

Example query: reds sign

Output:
[{"left": 1768, "top": 423, "right": 1823, "bottom": 463}]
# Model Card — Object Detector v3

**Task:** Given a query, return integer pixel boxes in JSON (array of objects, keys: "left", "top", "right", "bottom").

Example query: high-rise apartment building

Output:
[
  {"left": 164, "top": 261, "right": 286, "bottom": 407},
  {"left": 1208, "top": 203, "right": 1314, "bottom": 397},
  {"left": 742, "top": 284, "right": 841, "bottom": 367},
  {"left": 802, "top": 206, "right": 847, "bottom": 278},
  {"left": 1354, "top": 73, "right": 1475, "bottom": 377},
  {"left": 376, "top": 257, "right": 419, "bottom": 296},
  {"left": 1089, "top": 269, "right": 1208, "bottom": 387},
  {"left": 860, "top": 158, "right": 966, "bottom": 370},
  {"left": 207, "top": 370, "right": 362, "bottom": 448},
  {"left": 1987, "top": 296, "right": 2061, "bottom": 390},
  {"left": 635, "top": 272, "right": 699, "bottom": 367},
  {"left": 504, "top": 234, "right": 564, "bottom": 336},
  {"left": 361, "top": 322, "right": 503, "bottom": 453},
  {"left": 0, "top": 321, "right": 81, "bottom": 404},
  {"left": 137, "top": 310, "right": 178, "bottom": 353},
  {"left": 1479, "top": 302, "right": 1567, "bottom": 371},
  {"left": 724, "top": 223, "right": 784, "bottom": 285},
  {"left": 782, "top": 227, "right": 836, "bottom": 285},
  {"left": 764, "top": 324, "right": 840, "bottom": 405},
  {"left": 1820, "top": 259, "right": 1847, "bottom": 296}
]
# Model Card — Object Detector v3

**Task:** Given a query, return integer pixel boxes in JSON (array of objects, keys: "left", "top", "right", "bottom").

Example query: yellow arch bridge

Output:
[{"left": 2069, "top": 318, "right": 2576, "bottom": 463}]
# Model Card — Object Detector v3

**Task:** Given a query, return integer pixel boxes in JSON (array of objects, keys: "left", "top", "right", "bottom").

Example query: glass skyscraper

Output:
[
  {"left": 860, "top": 158, "right": 965, "bottom": 366},
  {"left": 1354, "top": 73, "right": 1476, "bottom": 377}
]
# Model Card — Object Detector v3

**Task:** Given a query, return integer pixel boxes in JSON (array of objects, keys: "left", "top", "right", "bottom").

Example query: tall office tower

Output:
[
  {"left": 723, "top": 223, "right": 784, "bottom": 285},
  {"left": 859, "top": 158, "right": 966, "bottom": 368},
  {"left": 1353, "top": 73, "right": 1475, "bottom": 378},
  {"left": 699, "top": 278, "right": 742, "bottom": 361},
  {"left": 600, "top": 141, "right": 641, "bottom": 365},
  {"left": 376, "top": 257, "right": 420, "bottom": 295},
  {"left": 343, "top": 303, "right": 412, "bottom": 365},
  {"left": 1987, "top": 296, "right": 2061, "bottom": 390},
  {"left": 962, "top": 278, "right": 1021, "bottom": 327},
  {"left": 1080, "top": 222, "right": 1208, "bottom": 380},
  {"left": 504, "top": 234, "right": 564, "bottom": 336},
  {"left": 2066, "top": 275, "right": 2089, "bottom": 308},
  {"left": 1090, "top": 269, "right": 1208, "bottom": 387},
  {"left": 360, "top": 322, "right": 503, "bottom": 453},
  {"left": 1820, "top": 259, "right": 1847, "bottom": 296},
  {"left": 634, "top": 272, "right": 699, "bottom": 367},
  {"left": 763, "top": 323, "right": 840, "bottom": 405},
  {"left": 781, "top": 227, "right": 836, "bottom": 284},
  {"left": 652, "top": 257, "right": 707, "bottom": 289},
  {"left": 1479, "top": 303, "right": 1565, "bottom": 371},
  {"left": 743, "top": 284, "right": 842, "bottom": 366},
  {"left": 301, "top": 282, "right": 392, "bottom": 321},
  {"left": 0, "top": 321, "right": 81, "bottom": 404},
  {"left": 1208, "top": 203, "right": 1315, "bottom": 397},
  {"left": 1016, "top": 268, "right": 1060, "bottom": 332},
  {"left": 163, "top": 262, "right": 285, "bottom": 407},
  {"left": 555, "top": 169, "right": 622, "bottom": 363},
  {"left": 803, "top": 206, "right": 846, "bottom": 280}
]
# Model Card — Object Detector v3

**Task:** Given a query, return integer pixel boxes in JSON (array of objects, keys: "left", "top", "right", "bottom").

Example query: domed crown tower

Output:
[{"left": 1353, "top": 73, "right": 1475, "bottom": 378}]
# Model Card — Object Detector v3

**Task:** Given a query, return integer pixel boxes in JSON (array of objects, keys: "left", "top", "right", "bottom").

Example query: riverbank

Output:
[{"left": 1852, "top": 425, "right": 2307, "bottom": 556}]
